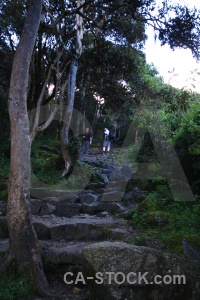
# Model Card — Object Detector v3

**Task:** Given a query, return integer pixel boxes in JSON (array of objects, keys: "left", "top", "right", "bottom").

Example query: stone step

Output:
[
  {"left": 44, "top": 241, "right": 90, "bottom": 265},
  {"left": 32, "top": 215, "right": 128, "bottom": 242},
  {"left": 93, "top": 186, "right": 122, "bottom": 194},
  {"left": 98, "top": 191, "right": 122, "bottom": 202},
  {"left": 0, "top": 238, "right": 9, "bottom": 254},
  {"left": 0, "top": 194, "right": 132, "bottom": 239},
  {"left": 85, "top": 180, "right": 128, "bottom": 191},
  {"left": 30, "top": 188, "right": 79, "bottom": 200},
  {"left": 105, "top": 180, "right": 129, "bottom": 192},
  {"left": 30, "top": 195, "right": 130, "bottom": 218}
]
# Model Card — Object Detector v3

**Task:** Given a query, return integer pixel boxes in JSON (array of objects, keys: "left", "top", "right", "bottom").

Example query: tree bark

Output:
[
  {"left": 60, "top": 0, "right": 84, "bottom": 175},
  {"left": 5, "top": 0, "right": 52, "bottom": 296},
  {"left": 60, "top": 59, "right": 78, "bottom": 175}
]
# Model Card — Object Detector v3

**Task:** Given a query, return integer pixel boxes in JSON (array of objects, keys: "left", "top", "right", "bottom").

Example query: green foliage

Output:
[
  {"left": 120, "top": 144, "right": 141, "bottom": 164},
  {"left": 0, "top": 189, "right": 8, "bottom": 201},
  {"left": 65, "top": 162, "right": 101, "bottom": 190},
  {"left": 0, "top": 154, "right": 10, "bottom": 178},
  {"left": 128, "top": 82, "right": 200, "bottom": 194},
  {"left": 31, "top": 150, "right": 61, "bottom": 184},
  {"left": 0, "top": 268, "right": 36, "bottom": 300},
  {"left": 185, "top": 234, "right": 200, "bottom": 250},
  {"left": 130, "top": 177, "right": 200, "bottom": 255},
  {"left": 68, "top": 135, "right": 81, "bottom": 165},
  {"left": 102, "top": 225, "right": 111, "bottom": 239},
  {"left": 31, "top": 135, "right": 62, "bottom": 185},
  {"left": 29, "top": 131, "right": 105, "bottom": 190},
  {"left": 172, "top": 101, "right": 200, "bottom": 193},
  {"left": 158, "top": 5, "right": 200, "bottom": 59}
]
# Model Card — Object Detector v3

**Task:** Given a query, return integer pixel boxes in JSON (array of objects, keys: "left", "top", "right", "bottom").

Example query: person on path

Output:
[
  {"left": 103, "top": 128, "right": 111, "bottom": 154},
  {"left": 81, "top": 127, "right": 92, "bottom": 155}
]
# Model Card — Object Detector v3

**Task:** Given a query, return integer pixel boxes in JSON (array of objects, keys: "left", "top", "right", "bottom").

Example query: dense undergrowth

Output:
[
  {"left": 0, "top": 267, "right": 36, "bottom": 300},
  {"left": 0, "top": 132, "right": 103, "bottom": 197},
  {"left": 30, "top": 134, "right": 102, "bottom": 191},
  {"left": 128, "top": 177, "right": 200, "bottom": 256}
]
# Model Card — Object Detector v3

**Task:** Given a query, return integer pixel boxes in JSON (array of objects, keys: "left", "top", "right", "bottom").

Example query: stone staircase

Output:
[
  {"left": 0, "top": 148, "right": 139, "bottom": 263},
  {"left": 1, "top": 148, "right": 200, "bottom": 300}
]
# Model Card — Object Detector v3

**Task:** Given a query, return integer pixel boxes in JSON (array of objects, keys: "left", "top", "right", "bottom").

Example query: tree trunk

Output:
[
  {"left": 73, "top": 73, "right": 88, "bottom": 136},
  {"left": 60, "top": 0, "right": 84, "bottom": 175},
  {"left": 5, "top": 0, "right": 52, "bottom": 296},
  {"left": 60, "top": 59, "right": 78, "bottom": 175}
]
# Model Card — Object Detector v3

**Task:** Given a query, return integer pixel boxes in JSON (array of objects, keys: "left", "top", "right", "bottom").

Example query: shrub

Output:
[
  {"left": 65, "top": 162, "right": 100, "bottom": 190},
  {"left": 129, "top": 178, "right": 200, "bottom": 256}
]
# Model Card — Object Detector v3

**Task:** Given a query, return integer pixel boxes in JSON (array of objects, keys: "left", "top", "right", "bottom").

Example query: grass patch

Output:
[
  {"left": 0, "top": 268, "right": 36, "bottom": 300},
  {"left": 0, "top": 154, "right": 10, "bottom": 178}
]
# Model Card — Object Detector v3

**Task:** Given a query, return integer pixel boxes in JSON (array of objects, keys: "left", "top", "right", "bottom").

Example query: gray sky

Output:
[{"left": 144, "top": 0, "right": 200, "bottom": 92}]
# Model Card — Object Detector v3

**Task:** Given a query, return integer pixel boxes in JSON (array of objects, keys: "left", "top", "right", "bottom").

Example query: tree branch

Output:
[
  {"left": 36, "top": 104, "right": 59, "bottom": 133},
  {"left": 30, "top": 63, "right": 53, "bottom": 140}
]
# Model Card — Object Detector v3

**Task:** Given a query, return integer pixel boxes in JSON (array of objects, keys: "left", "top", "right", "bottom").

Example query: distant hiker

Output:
[
  {"left": 81, "top": 128, "right": 92, "bottom": 155},
  {"left": 103, "top": 128, "right": 111, "bottom": 154}
]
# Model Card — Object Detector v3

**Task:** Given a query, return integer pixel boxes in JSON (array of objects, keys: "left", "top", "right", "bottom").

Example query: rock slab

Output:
[{"left": 82, "top": 241, "right": 200, "bottom": 300}]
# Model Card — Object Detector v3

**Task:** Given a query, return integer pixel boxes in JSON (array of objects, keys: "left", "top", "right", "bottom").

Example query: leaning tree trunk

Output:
[
  {"left": 5, "top": 0, "right": 51, "bottom": 296},
  {"left": 60, "top": 0, "right": 84, "bottom": 176},
  {"left": 60, "top": 59, "right": 78, "bottom": 175}
]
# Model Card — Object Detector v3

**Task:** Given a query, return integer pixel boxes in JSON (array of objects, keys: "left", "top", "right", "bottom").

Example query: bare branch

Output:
[
  {"left": 36, "top": 104, "right": 59, "bottom": 133},
  {"left": 30, "top": 64, "right": 53, "bottom": 140}
]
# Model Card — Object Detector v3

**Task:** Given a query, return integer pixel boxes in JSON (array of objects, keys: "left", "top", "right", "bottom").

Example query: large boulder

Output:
[{"left": 82, "top": 241, "right": 200, "bottom": 300}]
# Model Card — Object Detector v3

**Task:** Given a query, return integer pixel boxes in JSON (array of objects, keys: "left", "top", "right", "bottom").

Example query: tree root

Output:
[
  {"left": 34, "top": 271, "right": 57, "bottom": 298},
  {"left": 62, "top": 161, "right": 70, "bottom": 177},
  {"left": 31, "top": 247, "right": 57, "bottom": 298}
]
